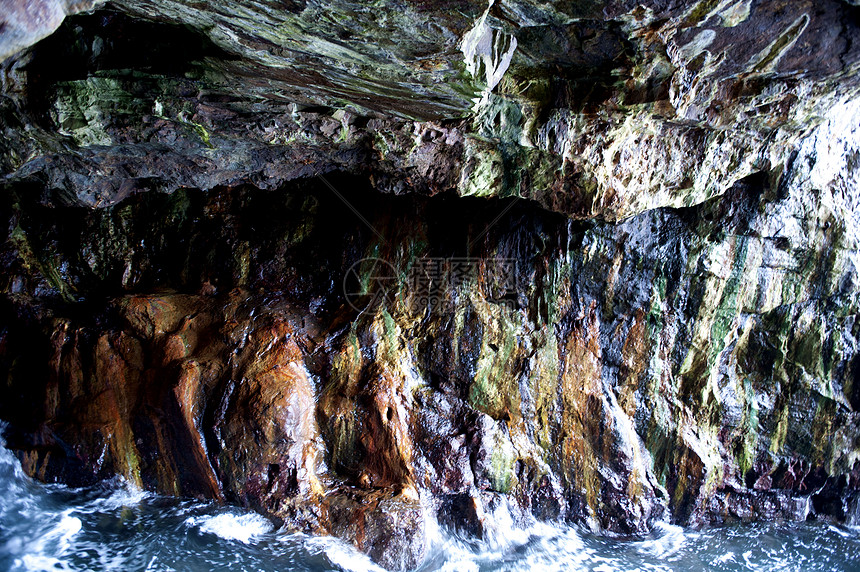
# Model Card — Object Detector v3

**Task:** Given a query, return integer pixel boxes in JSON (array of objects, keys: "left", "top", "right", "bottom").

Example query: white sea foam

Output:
[
  {"left": 27, "top": 512, "right": 82, "bottom": 554},
  {"left": 304, "top": 535, "right": 387, "bottom": 572},
  {"left": 186, "top": 512, "right": 272, "bottom": 544},
  {"left": 636, "top": 521, "right": 687, "bottom": 559},
  {"left": 712, "top": 550, "right": 737, "bottom": 564},
  {"left": 0, "top": 427, "right": 26, "bottom": 482},
  {"left": 827, "top": 524, "right": 856, "bottom": 538},
  {"left": 422, "top": 499, "right": 586, "bottom": 572},
  {"left": 11, "top": 512, "right": 81, "bottom": 571},
  {"left": 17, "top": 554, "right": 73, "bottom": 571},
  {"left": 90, "top": 478, "right": 150, "bottom": 511}
]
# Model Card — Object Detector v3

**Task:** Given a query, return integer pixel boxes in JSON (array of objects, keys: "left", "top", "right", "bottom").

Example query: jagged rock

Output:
[
  {"left": 0, "top": 0, "right": 105, "bottom": 61},
  {"left": 0, "top": 0, "right": 859, "bottom": 569},
  {"left": 326, "top": 487, "right": 427, "bottom": 571},
  {"left": 0, "top": 0, "right": 858, "bottom": 218}
]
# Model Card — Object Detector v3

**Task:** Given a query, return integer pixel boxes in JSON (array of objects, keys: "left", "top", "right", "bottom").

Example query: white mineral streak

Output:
[
  {"left": 717, "top": 0, "right": 752, "bottom": 27},
  {"left": 774, "top": 98, "right": 860, "bottom": 287},
  {"left": 803, "top": 100, "right": 860, "bottom": 224},
  {"left": 751, "top": 98, "right": 860, "bottom": 261},
  {"left": 746, "top": 13, "right": 810, "bottom": 73},
  {"left": 461, "top": 0, "right": 518, "bottom": 106},
  {"left": 605, "top": 383, "right": 668, "bottom": 504},
  {"left": 676, "top": 29, "right": 716, "bottom": 61}
]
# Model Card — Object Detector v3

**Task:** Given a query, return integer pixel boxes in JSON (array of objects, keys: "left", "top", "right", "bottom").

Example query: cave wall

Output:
[
  {"left": 1, "top": 0, "right": 859, "bottom": 569},
  {"left": 2, "top": 1, "right": 860, "bottom": 217}
]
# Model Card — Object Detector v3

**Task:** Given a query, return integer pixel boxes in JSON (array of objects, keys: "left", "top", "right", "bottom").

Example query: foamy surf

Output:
[
  {"left": 636, "top": 521, "right": 687, "bottom": 559},
  {"left": 16, "top": 554, "right": 73, "bottom": 572},
  {"left": 0, "top": 431, "right": 858, "bottom": 572},
  {"left": 10, "top": 512, "right": 81, "bottom": 572},
  {"left": 186, "top": 513, "right": 273, "bottom": 544},
  {"left": 305, "top": 535, "right": 388, "bottom": 572},
  {"left": 91, "top": 478, "right": 150, "bottom": 511}
]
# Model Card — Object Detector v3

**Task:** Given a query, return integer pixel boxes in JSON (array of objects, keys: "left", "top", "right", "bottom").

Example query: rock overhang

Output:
[{"left": 0, "top": 0, "right": 859, "bottom": 220}]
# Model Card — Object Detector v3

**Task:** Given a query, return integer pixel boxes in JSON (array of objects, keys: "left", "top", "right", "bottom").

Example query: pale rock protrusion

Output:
[{"left": 0, "top": 0, "right": 104, "bottom": 62}]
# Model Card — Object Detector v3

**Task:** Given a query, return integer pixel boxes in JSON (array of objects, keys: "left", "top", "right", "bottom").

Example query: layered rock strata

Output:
[{"left": 0, "top": 0, "right": 859, "bottom": 569}]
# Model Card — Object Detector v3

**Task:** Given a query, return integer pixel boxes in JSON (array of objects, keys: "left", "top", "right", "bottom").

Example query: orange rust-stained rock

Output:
[
  {"left": 617, "top": 308, "right": 651, "bottom": 418},
  {"left": 318, "top": 311, "right": 418, "bottom": 494},
  {"left": 324, "top": 486, "right": 426, "bottom": 571},
  {"left": 213, "top": 317, "right": 324, "bottom": 514},
  {"left": 556, "top": 302, "right": 662, "bottom": 533},
  {"left": 1, "top": 163, "right": 860, "bottom": 569},
  {"left": 173, "top": 359, "right": 222, "bottom": 499}
]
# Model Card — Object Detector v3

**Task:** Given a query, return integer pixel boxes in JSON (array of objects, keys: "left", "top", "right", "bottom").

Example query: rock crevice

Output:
[{"left": 1, "top": 0, "right": 859, "bottom": 569}]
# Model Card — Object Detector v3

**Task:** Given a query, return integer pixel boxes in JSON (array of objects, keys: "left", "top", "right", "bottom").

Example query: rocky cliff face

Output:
[{"left": 1, "top": 0, "right": 859, "bottom": 569}]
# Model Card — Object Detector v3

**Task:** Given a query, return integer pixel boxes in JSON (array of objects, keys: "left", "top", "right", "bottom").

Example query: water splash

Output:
[
  {"left": 0, "top": 429, "right": 859, "bottom": 571},
  {"left": 186, "top": 513, "right": 273, "bottom": 544}
]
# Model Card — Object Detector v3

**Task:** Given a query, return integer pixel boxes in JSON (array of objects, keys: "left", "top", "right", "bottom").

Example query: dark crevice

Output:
[
  {"left": 0, "top": 173, "right": 564, "bottom": 308},
  {"left": 25, "top": 9, "right": 236, "bottom": 125}
]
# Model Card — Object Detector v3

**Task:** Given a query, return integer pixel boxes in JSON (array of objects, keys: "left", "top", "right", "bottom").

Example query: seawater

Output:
[{"left": 1, "top": 438, "right": 858, "bottom": 572}]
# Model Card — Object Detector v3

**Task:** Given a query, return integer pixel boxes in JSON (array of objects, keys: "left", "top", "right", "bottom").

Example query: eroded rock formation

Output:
[{"left": 1, "top": 0, "right": 859, "bottom": 569}]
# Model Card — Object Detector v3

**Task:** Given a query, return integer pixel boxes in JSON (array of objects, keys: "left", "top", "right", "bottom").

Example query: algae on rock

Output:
[{"left": 0, "top": 0, "right": 859, "bottom": 569}]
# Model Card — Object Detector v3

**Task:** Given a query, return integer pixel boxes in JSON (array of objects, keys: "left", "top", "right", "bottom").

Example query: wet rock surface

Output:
[
  {"left": 0, "top": 0, "right": 859, "bottom": 569},
  {"left": 0, "top": 155, "right": 858, "bottom": 566},
  {"left": 0, "top": 1, "right": 859, "bottom": 218}
]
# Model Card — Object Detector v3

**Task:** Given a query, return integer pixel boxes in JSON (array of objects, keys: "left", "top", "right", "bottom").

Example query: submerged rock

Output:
[{"left": 0, "top": 0, "right": 859, "bottom": 569}]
